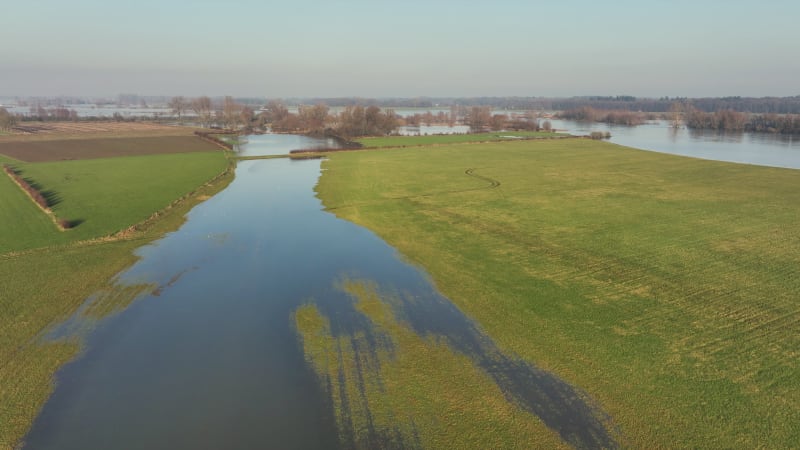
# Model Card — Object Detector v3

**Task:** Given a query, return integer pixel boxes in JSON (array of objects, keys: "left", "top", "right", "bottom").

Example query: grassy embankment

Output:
[
  {"left": 314, "top": 138, "right": 800, "bottom": 448},
  {"left": 356, "top": 131, "right": 565, "bottom": 148},
  {"left": 0, "top": 131, "right": 231, "bottom": 449}
]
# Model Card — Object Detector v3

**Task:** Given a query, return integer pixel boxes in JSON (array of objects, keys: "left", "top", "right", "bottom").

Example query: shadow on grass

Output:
[
  {"left": 64, "top": 218, "right": 85, "bottom": 228},
  {"left": 394, "top": 290, "right": 619, "bottom": 449},
  {"left": 314, "top": 281, "right": 619, "bottom": 449},
  {"left": 39, "top": 189, "right": 63, "bottom": 208}
]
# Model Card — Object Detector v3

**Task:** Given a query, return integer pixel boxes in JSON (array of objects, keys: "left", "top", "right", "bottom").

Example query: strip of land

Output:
[
  {"left": 315, "top": 138, "right": 800, "bottom": 448},
  {"left": 356, "top": 131, "right": 566, "bottom": 148}
]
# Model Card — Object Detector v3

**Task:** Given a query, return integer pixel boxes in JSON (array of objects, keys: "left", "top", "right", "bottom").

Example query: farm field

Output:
[
  {"left": 0, "top": 135, "right": 218, "bottom": 162},
  {"left": 356, "top": 130, "right": 565, "bottom": 148},
  {"left": 2, "top": 121, "right": 196, "bottom": 137},
  {"left": 315, "top": 138, "right": 800, "bottom": 448},
  {"left": 0, "top": 129, "right": 231, "bottom": 449}
]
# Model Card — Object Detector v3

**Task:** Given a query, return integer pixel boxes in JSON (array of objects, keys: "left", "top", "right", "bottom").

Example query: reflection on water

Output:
[
  {"left": 552, "top": 119, "right": 800, "bottom": 169},
  {"left": 24, "top": 135, "right": 617, "bottom": 449},
  {"left": 235, "top": 133, "right": 344, "bottom": 157}
]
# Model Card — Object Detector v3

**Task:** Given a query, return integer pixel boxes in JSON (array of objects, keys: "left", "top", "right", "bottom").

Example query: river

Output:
[
  {"left": 22, "top": 135, "right": 616, "bottom": 449},
  {"left": 552, "top": 119, "right": 800, "bottom": 169}
]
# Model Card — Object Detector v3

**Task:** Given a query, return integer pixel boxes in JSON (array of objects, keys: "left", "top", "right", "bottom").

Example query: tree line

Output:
[
  {"left": 556, "top": 107, "right": 653, "bottom": 125},
  {"left": 684, "top": 108, "right": 800, "bottom": 134},
  {"left": 0, "top": 108, "right": 17, "bottom": 131},
  {"left": 272, "top": 96, "right": 800, "bottom": 115},
  {"left": 259, "top": 102, "right": 397, "bottom": 137}
]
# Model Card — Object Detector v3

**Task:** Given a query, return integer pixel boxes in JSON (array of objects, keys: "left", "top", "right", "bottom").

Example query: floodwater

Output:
[
  {"left": 23, "top": 135, "right": 617, "bottom": 449},
  {"left": 552, "top": 119, "right": 800, "bottom": 169},
  {"left": 234, "top": 133, "right": 344, "bottom": 157}
]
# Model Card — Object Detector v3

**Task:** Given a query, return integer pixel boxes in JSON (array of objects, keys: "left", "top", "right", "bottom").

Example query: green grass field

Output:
[
  {"left": 0, "top": 135, "right": 219, "bottom": 162},
  {"left": 315, "top": 139, "right": 800, "bottom": 448},
  {"left": 1, "top": 152, "right": 227, "bottom": 253},
  {"left": 0, "top": 134, "right": 231, "bottom": 449},
  {"left": 356, "top": 131, "right": 565, "bottom": 148}
]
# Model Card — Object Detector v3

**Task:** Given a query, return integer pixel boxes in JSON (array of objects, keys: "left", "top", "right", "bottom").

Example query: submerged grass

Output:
[
  {"left": 294, "top": 280, "right": 567, "bottom": 449},
  {"left": 315, "top": 139, "right": 800, "bottom": 448},
  {"left": 0, "top": 142, "right": 233, "bottom": 449}
]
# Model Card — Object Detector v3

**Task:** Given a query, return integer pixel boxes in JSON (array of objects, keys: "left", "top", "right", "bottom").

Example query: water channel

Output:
[
  {"left": 553, "top": 119, "right": 800, "bottom": 169},
  {"left": 23, "top": 135, "right": 617, "bottom": 449}
]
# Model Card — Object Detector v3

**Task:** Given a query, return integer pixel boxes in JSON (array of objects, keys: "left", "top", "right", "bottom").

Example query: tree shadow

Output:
[
  {"left": 65, "top": 218, "right": 85, "bottom": 228},
  {"left": 40, "top": 189, "right": 63, "bottom": 208}
]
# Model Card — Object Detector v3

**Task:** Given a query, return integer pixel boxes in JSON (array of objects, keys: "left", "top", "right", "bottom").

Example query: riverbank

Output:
[{"left": 315, "top": 138, "right": 800, "bottom": 448}]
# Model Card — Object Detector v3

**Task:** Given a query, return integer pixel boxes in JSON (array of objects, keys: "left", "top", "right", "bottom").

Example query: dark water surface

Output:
[{"left": 24, "top": 135, "right": 616, "bottom": 449}]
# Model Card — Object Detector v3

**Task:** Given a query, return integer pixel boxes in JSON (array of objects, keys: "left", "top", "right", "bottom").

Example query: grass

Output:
[
  {"left": 315, "top": 139, "right": 800, "bottom": 448},
  {"left": 1, "top": 152, "right": 228, "bottom": 253},
  {"left": 295, "top": 280, "right": 567, "bottom": 449},
  {"left": 356, "top": 131, "right": 566, "bottom": 148},
  {"left": 0, "top": 132, "right": 232, "bottom": 449}
]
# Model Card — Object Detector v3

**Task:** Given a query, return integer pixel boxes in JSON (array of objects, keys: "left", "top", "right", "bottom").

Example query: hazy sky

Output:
[{"left": 2, "top": 0, "right": 799, "bottom": 98}]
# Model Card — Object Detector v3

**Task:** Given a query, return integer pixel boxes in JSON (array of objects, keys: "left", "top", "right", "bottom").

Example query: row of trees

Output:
[
  {"left": 256, "top": 102, "right": 398, "bottom": 137},
  {"left": 336, "top": 105, "right": 397, "bottom": 137},
  {"left": 464, "top": 106, "right": 551, "bottom": 132},
  {"left": 0, "top": 108, "right": 17, "bottom": 131},
  {"left": 684, "top": 108, "right": 748, "bottom": 131},
  {"left": 745, "top": 114, "right": 800, "bottom": 134},
  {"left": 15, "top": 106, "right": 80, "bottom": 122},
  {"left": 558, "top": 107, "right": 650, "bottom": 125},
  {"left": 684, "top": 108, "right": 800, "bottom": 134},
  {"left": 168, "top": 96, "right": 256, "bottom": 131}
]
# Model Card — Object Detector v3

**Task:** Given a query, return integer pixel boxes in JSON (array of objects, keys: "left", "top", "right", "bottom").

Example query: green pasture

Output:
[
  {"left": 1, "top": 152, "right": 228, "bottom": 253},
  {"left": 315, "top": 139, "right": 800, "bottom": 448},
  {"left": 356, "top": 131, "right": 565, "bottom": 148}
]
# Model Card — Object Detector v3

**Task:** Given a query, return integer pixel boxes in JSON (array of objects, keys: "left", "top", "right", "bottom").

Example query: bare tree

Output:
[
  {"left": 0, "top": 108, "right": 17, "bottom": 131},
  {"left": 191, "top": 96, "right": 212, "bottom": 127},
  {"left": 336, "top": 105, "right": 396, "bottom": 138},
  {"left": 669, "top": 101, "right": 684, "bottom": 128},
  {"left": 298, "top": 103, "right": 329, "bottom": 132},
  {"left": 169, "top": 96, "right": 188, "bottom": 123},
  {"left": 466, "top": 106, "right": 492, "bottom": 132},
  {"left": 490, "top": 114, "right": 508, "bottom": 131},
  {"left": 222, "top": 96, "right": 242, "bottom": 130},
  {"left": 240, "top": 106, "right": 254, "bottom": 131}
]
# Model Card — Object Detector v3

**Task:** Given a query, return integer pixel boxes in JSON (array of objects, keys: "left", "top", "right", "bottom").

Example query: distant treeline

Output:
[
  {"left": 8, "top": 95, "right": 800, "bottom": 114},
  {"left": 273, "top": 96, "right": 800, "bottom": 115},
  {"left": 557, "top": 105, "right": 800, "bottom": 134},
  {"left": 685, "top": 109, "right": 800, "bottom": 134},
  {"left": 544, "top": 96, "right": 800, "bottom": 114},
  {"left": 260, "top": 102, "right": 397, "bottom": 137},
  {"left": 259, "top": 103, "right": 550, "bottom": 137},
  {"left": 557, "top": 107, "right": 655, "bottom": 125}
]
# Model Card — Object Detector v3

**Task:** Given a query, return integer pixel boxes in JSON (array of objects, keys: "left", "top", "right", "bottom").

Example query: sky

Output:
[{"left": 2, "top": 0, "right": 799, "bottom": 98}]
